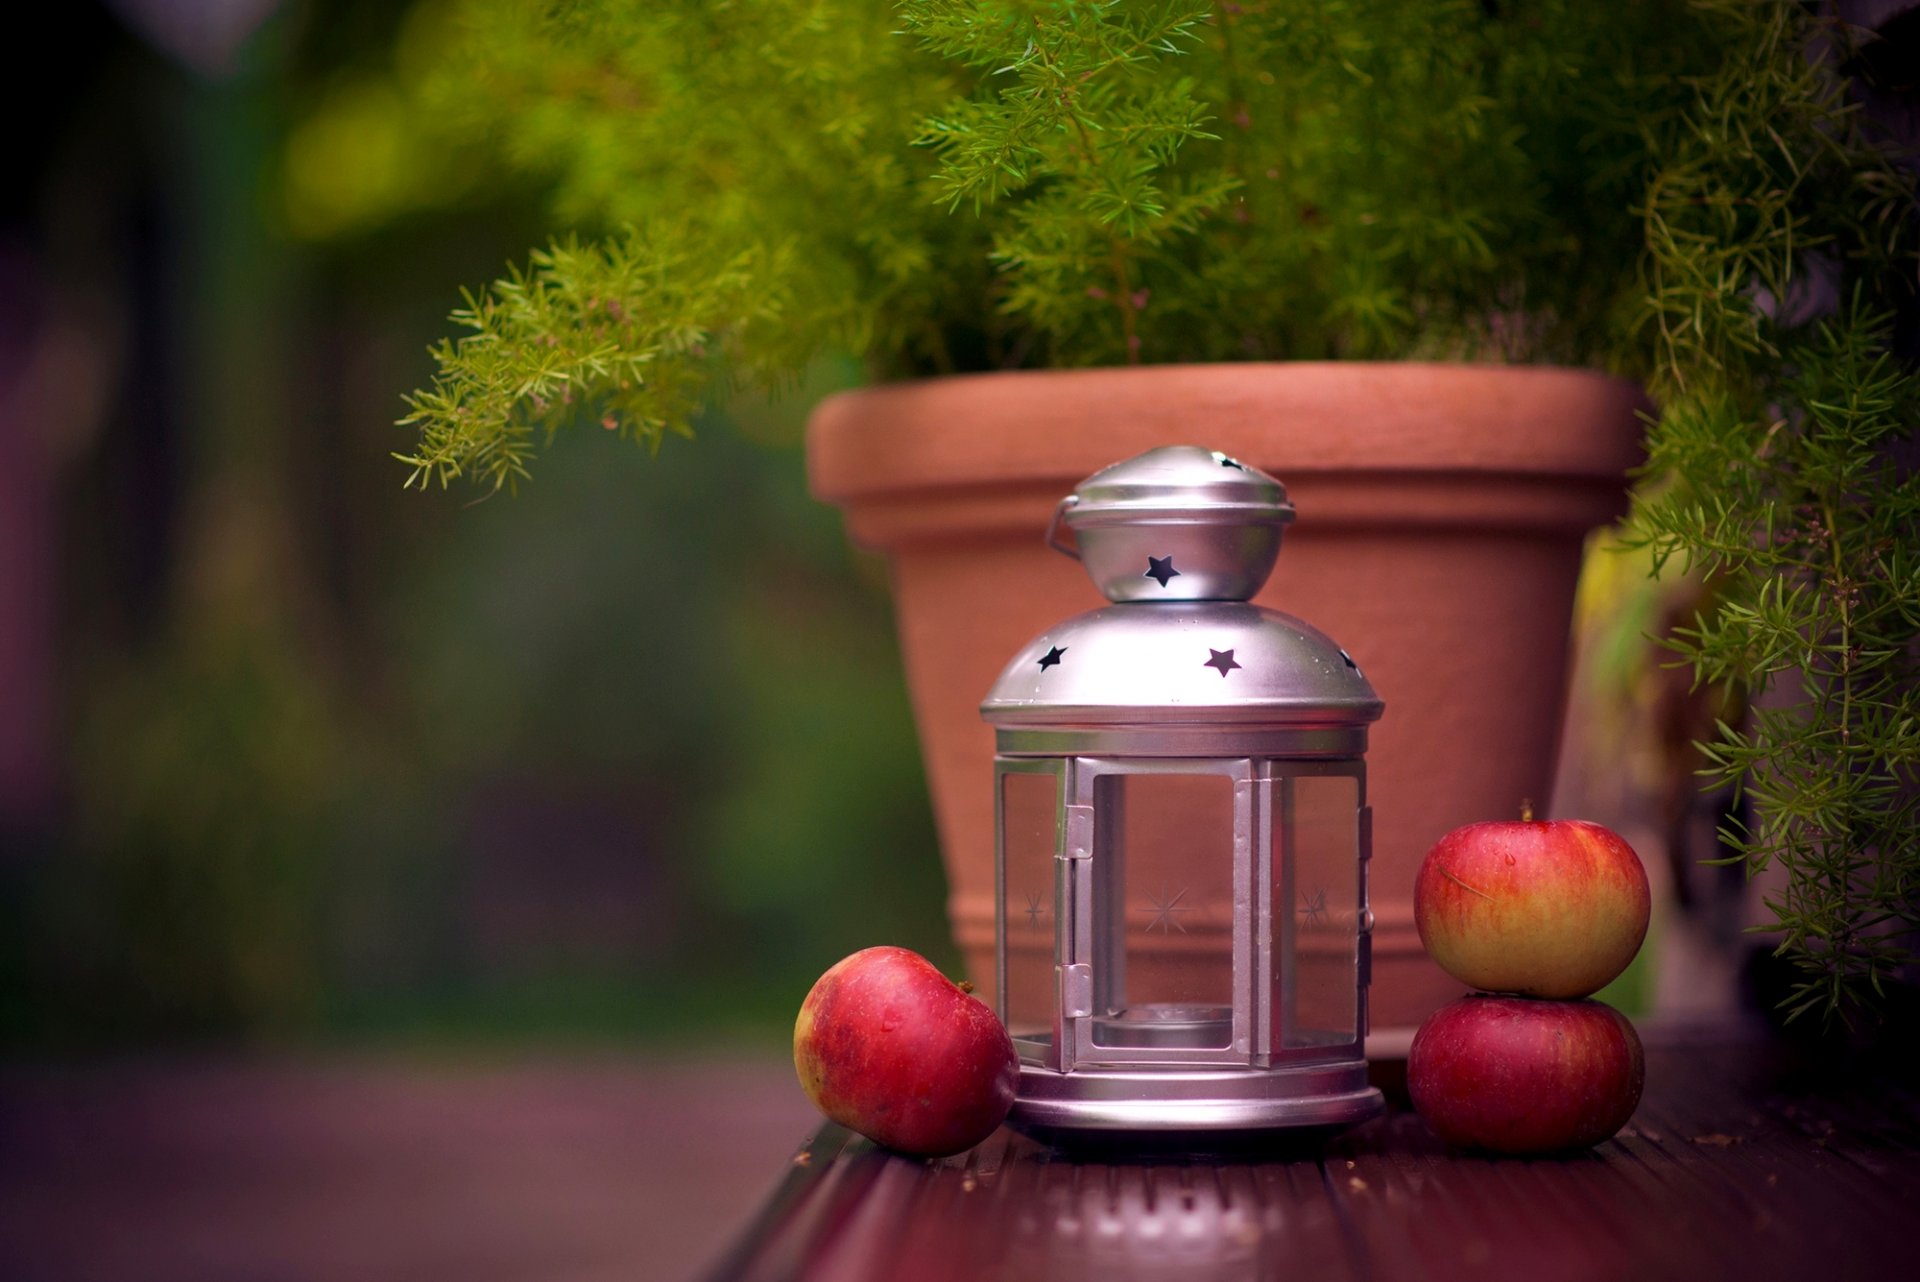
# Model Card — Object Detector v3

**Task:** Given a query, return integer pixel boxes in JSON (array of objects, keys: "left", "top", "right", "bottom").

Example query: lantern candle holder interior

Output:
[{"left": 982, "top": 446, "right": 1386, "bottom": 1142}]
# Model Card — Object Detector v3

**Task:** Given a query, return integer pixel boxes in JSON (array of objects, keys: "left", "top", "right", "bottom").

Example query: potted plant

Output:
[{"left": 398, "top": 1, "right": 1918, "bottom": 1028}]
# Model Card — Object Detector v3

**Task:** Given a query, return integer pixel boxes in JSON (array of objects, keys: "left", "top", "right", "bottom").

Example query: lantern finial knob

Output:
[{"left": 1046, "top": 446, "right": 1295, "bottom": 603}]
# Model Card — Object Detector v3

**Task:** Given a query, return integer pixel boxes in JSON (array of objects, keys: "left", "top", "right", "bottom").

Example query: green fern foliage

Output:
[
  {"left": 398, "top": 0, "right": 1737, "bottom": 482},
  {"left": 1626, "top": 1, "right": 1920, "bottom": 1023},
  {"left": 395, "top": 0, "right": 981, "bottom": 490},
  {"left": 904, "top": 1, "right": 1229, "bottom": 358},
  {"left": 396, "top": 231, "right": 790, "bottom": 492}
]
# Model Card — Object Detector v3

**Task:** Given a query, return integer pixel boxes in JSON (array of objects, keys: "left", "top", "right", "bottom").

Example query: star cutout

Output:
[
  {"left": 1024, "top": 892, "right": 1046, "bottom": 930},
  {"left": 1038, "top": 645, "right": 1067, "bottom": 670},
  {"left": 1144, "top": 886, "right": 1194, "bottom": 934},
  {"left": 1205, "top": 648, "right": 1241, "bottom": 677},
  {"left": 1299, "top": 886, "right": 1329, "bottom": 928},
  {"left": 1145, "top": 555, "right": 1181, "bottom": 588}
]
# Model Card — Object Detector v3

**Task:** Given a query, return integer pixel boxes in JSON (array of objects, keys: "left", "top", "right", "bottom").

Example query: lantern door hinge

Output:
[
  {"left": 1061, "top": 964, "right": 1093, "bottom": 1018},
  {"left": 1063, "top": 804, "right": 1094, "bottom": 859}
]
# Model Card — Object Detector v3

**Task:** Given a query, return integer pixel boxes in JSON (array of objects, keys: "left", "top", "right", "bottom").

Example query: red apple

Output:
[
  {"left": 794, "top": 945, "right": 1018, "bottom": 1157},
  {"left": 1408, "top": 994, "right": 1644, "bottom": 1153},
  {"left": 1415, "top": 814, "right": 1650, "bottom": 999}
]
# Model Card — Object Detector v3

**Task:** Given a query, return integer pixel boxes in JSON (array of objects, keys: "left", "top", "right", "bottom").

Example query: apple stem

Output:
[
  {"left": 957, "top": 980, "right": 975, "bottom": 994},
  {"left": 1521, "top": 798, "right": 1535, "bottom": 823}
]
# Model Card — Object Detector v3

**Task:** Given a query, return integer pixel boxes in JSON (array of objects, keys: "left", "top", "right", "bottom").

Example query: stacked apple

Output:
[{"left": 1409, "top": 811, "right": 1651, "bottom": 1154}]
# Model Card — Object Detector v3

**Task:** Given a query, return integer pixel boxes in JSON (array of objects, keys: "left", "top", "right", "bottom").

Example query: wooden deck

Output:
[
  {"left": 712, "top": 1023, "right": 1920, "bottom": 1282},
  {"left": 3, "top": 1024, "right": 1913, "bottom": 1282},
  {"left": 0, "top": 1055, "right": 817, "bottom": 1282}
]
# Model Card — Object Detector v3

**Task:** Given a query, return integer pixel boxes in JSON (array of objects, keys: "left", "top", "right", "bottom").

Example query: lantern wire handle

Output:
[{"left": 1046, "top": 496, "right": 1081, "bottom": 561}]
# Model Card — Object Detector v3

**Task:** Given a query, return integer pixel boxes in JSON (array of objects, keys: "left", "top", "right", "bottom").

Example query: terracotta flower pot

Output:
[{"left": 806, "top": 363, "right": 1648, "bottom": 1033}]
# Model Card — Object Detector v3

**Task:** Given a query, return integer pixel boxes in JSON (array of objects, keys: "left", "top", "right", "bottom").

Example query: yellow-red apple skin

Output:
[
  {"left": 794, "top": 946, "right": 1017, "bottom": 1158},
  {"left": 1414, "top": 818, "right": 1651, "bottom": 999},
  {"left": 1408, "top": 994, "right": 1644, "bottom": 1153}
]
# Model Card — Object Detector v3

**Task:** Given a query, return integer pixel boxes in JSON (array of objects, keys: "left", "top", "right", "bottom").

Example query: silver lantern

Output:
[{"left": 982, "top": 446, "right": 1385, "bottom": 1139}]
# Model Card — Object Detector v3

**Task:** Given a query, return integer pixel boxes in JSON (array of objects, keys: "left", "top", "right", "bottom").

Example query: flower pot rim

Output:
[{"left": 807, "top": 360, "right": 1651, "bottom": 504}]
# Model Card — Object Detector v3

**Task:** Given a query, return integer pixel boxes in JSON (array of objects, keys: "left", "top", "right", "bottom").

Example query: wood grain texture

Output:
[{"left": 712, "top": 1029, "right": 1920, "bottom": 1282}]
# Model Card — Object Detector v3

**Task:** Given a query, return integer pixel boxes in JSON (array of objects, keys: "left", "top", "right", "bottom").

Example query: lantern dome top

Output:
[
  {"left": 987, "top": 446, "right": 1380, "bottom": 747},
  {"left": 981, "top": 601, "right": 1381, "bottom": 730},
  {"left": 1050, "top": 446, "right": 1294, "bottom": 602}
]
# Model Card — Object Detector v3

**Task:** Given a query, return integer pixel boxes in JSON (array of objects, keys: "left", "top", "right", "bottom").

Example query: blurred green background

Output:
[{"left": 0, "top": 0, "right": 951, "bottom": 1053}]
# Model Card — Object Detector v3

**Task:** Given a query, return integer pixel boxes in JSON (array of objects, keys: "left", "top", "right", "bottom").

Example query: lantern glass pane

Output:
[
  {"left": 1090, "top": 772, "right": 1235, "bottom": 1051},
  {"left": 1280, "top": 773, "right": 1360, "bottom": 1049},
  {"left": 1001, "top": 769, "right": 1060, "bottom": 1047}
]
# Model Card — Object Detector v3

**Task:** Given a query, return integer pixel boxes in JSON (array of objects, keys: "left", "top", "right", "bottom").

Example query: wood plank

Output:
[
  {"left": 0, "top": 1057, "right": 818, "bottom": 1282},
  {"left": 713, "top": 1031, "right": 1920, "bottom": 1282}
]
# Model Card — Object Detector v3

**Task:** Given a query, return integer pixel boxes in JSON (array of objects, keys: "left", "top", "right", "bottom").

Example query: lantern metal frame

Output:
[
  {"left": 982, "top": 446, "right": 1386, "bottom": 1141},
  {"left": 991, "top": 751, "right": 1380, "bottom": 1136}
]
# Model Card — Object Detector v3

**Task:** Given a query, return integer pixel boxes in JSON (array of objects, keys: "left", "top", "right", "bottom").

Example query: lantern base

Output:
[{"left": 1008, "top": 1059, "right": 1383, "bottom": 1145}]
